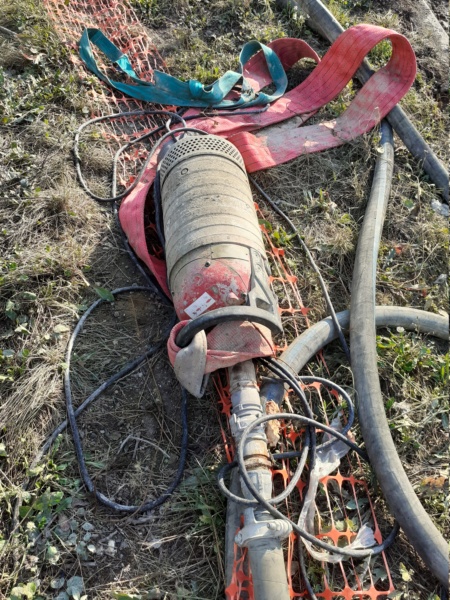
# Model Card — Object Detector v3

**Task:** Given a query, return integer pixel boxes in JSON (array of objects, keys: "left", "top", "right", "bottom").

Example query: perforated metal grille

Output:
[{"left": 159, "top": 134, "right": 245, "bottom": 183}]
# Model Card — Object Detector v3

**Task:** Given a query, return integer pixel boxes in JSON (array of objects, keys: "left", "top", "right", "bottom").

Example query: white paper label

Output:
[{"left": 185, "top": 292, "right": 216, "bottom": 319}]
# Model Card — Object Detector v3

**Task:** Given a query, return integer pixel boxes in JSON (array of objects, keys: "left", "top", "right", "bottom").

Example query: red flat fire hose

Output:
[{"left": 119, "top": 23, "right": 417, "bottom": 296}]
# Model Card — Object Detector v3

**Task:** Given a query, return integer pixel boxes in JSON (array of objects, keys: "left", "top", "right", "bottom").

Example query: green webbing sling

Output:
[{"left": 79, "top": 28, "right": 288, "bottom": 109}]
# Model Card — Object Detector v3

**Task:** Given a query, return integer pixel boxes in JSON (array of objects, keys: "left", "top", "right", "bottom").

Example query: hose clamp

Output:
[{"left": 235, "top": 511, "right": 292, "bottom": 547}]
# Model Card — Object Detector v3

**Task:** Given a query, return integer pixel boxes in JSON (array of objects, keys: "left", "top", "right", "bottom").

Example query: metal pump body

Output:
[
  {"left": 158, "top": 134, "right": 290, "bottom": 600},
  {"left": 158, "top": 134, "right": 280, "bottom": 330}
]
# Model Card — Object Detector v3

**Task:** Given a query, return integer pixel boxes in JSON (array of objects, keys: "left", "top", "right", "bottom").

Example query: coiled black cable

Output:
[
  {"left": 153, "top": 168, "right": 166, "bottom": 250},
  {"left": 63, "top": 287, "right": 188, "bottom": 513},
  {"left": 218, "top": 355, "right": 398, "bottom": 578},
  {"left": 262, "top": 358, "right": 358, "bottom": 450},
  {"left": 236, "top": 413, "right": 399, "bottom": 558},
  {"left": 74, "top": 106, "right": 269, "bottom": 204},
  {"left": 73, "top": 110, "right": 187, "bottom": 203},
  {"left": 217, "top": 361, "right": 361, "bottom": 506}
]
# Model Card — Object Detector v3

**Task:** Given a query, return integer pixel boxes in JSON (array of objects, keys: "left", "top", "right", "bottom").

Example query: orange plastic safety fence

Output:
[
  {"left": 215, "top": 217, "right": 396, "bottom": 599},
  {"left": 257, "top": 205, "right": 311, "bottom": 352},
  {"left": 43, "top": 0, "right": 168, "bottom": 186},
  {"left": 43, "top": 0, "right": 165, "bottom": 104}
]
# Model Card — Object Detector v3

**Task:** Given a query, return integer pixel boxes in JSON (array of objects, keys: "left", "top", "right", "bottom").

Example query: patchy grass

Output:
[{"left": 1, "top": 0, "right": 448, "bottom": 598}]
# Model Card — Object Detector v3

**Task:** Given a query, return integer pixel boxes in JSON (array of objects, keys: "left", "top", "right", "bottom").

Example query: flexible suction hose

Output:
[
  {"left": 270, "top": 307, "right": 448, "bottom": 379},
  {"left": 277, "top": 0, "right": 449, "bottom": 202},
  {"left": 350, "top": 122, "right": 449, "bottom": 585},
  {"left": 261, "top": 121, "right": 449, "bottom": 587}
]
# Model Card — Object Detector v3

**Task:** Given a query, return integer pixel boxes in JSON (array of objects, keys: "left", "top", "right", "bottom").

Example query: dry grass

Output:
[{"left": 0, "top": 0, "right": 448, "bottom": 598}]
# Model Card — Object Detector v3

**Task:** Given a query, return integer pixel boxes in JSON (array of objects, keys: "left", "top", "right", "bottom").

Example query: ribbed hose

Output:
[
  {"left": 261, "top": 307, "right": 448, "bottom": 404},
  {"left": 277, "top": 0, "right": 449, "bottom": 202},
  {"left": 350, "top": 123, "right": 449, "bottom": 586}
]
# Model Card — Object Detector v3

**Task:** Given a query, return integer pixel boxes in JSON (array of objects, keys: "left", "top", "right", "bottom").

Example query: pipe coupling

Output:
[{"left": 235, "top": 518, "right": 292, "bottom": 547}]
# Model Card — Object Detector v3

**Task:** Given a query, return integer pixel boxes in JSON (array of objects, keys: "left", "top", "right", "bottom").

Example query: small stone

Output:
[
  {"left": 105, "top": 539, "right": 116, "bottom": 556},
  {"left": 431, "top": 199, "right": 449, "bottom": 217}
]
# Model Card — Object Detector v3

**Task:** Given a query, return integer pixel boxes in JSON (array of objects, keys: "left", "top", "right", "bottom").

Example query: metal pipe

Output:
[
  {"left": 277, "top": 0, "right": 449, "bottom": 202},
  {"left": 228, "top": 361, "right": 291, "bottom": 600}
]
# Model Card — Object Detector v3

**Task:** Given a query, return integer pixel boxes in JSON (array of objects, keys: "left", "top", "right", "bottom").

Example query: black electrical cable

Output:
[
  {"left": 264, "top": 353, "right": 372, "bottom": 599},
  {"left": 262, "top": 351, "right": 370, "bottom": 596},
  {"left": 249, "top": 176, "right": 351, "bottom": 362},
  {"left": 258, "top": 305, "right": 448, "bottom": 597},
  {"left": 261, "top": 358, "right": 359, "bottom": 452},
  {"left": 218, "top": 364, "right": 362, "bottom": 505},
  {"left": 25, "top": 115, "right": 203, "bottom": 518},
  {"left": 34, "top": 334, "right": 168, "bottom": 466},
  {"left": 299, "top": 542, "right": 318, "bottom": 600},
  {"left": 153, "top": 168, "right": 166, "bottom": 250},
  {"left": 194, "top": 105, "right": 270, "bottom": 118},
  {"left": 75, "top": 119, "right": 208, "bottom": 204},
  {"left": 175, "top": 305, "right": 283, "bottom": 348},
  {"left": 236, "top": 411, "right": 399, "bottom": 557},
  {"left": 74, "top": 110, "right": 187, "bottom": 202},
  {"left": 63, "top": 286, "right": 188, "bottom": 513},
  {"left": 218, "top": 353, "right": 395, "bottom": 566},
  {"left": 74, "top": 107, "right": 270, "bottom": 204}
]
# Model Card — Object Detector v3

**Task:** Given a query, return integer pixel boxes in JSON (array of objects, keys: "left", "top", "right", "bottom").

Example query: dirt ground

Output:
[
  {"left": 0, "top": 0, "right": 448, "bottom": 599},
  {"left": 376, "top": 0, "right": 448, "bottom": 95}
]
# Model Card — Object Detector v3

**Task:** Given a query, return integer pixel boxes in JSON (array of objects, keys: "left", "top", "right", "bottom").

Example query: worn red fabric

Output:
[
  {"left": 168, "top": 321, "right": 275, "bottom": 374},
  {"left": 119, "top": 24, "right": 416, "bottom": 293},
  {"left": 118, "top": 24, "right": 416, "bottom": 378}
]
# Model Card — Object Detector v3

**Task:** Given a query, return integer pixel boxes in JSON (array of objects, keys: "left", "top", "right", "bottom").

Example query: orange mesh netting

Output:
[
  {"left": 43, "top": 0, "right": 168, "bottom": 187},
  {"left": 43, "top": 0, "right": 165, "bottom": 105},
  {"left": 215, "top": 215, "right": 396, "bottom": 599}
]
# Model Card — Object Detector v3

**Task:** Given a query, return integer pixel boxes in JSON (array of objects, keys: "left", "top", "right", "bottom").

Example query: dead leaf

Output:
[
  {"left": 419, "top": 476, "right": 448, "bottom": 496},
  {"left": 265, "top": 401, "right": 281, "bottom": 447}
]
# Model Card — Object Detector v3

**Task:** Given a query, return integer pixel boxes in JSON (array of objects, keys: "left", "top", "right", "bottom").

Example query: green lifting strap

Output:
[{"left": 78, "top": 28, "right": 288, "bottom": 109}]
